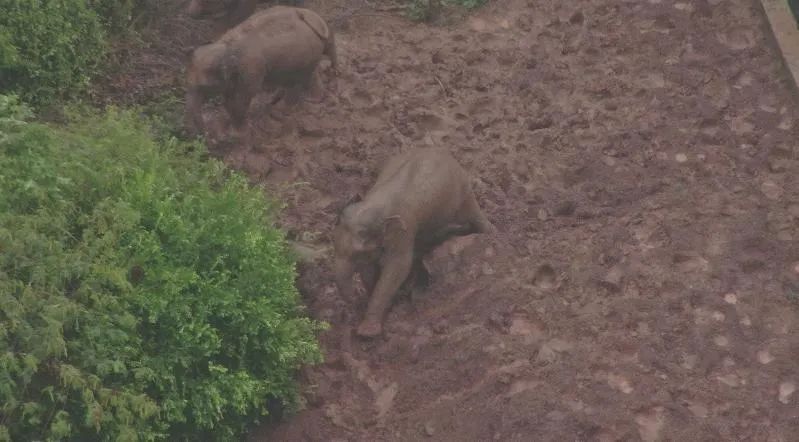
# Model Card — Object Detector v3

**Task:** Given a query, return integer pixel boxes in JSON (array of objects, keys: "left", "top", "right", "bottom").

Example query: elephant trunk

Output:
[{"left": 334, "top": 254, "right": 356, "bottom": 300}]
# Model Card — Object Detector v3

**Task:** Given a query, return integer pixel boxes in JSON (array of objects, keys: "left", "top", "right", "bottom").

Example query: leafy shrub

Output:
[
  {"left": 89, "top": 0, "right": 139, "bottom": 31},
  {"left": 0, "top": 95, "right": 324, "bottom": 441},
  {"left": 0, "top": 1, "right": 107, "bottom": 106},
  {"left": 88, "top": 0, "right": 163, "bottom": 32}
]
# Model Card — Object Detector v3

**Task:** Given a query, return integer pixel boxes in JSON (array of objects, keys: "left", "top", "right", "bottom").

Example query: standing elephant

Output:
[
  {"left": 333, "top": 149, "right": 495, "bottom": 338},
  {"left": 183, "top": 6, "right": 337, "bottom": 139}
]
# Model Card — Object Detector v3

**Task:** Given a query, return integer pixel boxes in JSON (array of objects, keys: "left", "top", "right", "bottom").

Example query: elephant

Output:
[
  {"left": 183, "top": 6, "right": 337, "bottom": 139},
  {"left": 185, "top": 0, "right": 305, "bottom": 35},
  {"left": 333, "top": 148, "right": 495, "bottom": 338}
]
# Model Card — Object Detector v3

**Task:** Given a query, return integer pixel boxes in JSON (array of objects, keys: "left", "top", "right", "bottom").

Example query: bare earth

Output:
[{"left": 101, "top": 0, "right": 799, "bottom": 440}]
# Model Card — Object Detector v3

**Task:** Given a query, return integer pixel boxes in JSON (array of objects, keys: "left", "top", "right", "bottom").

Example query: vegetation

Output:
[
  {"left": 0, "top": 0, "right": 160, "bottom": 106},
  {"left": 0, "top": 1, "right": 106, "bottom": 105},
  {"left": 0, "top": 95, "right": 324, "bottom": 441}
]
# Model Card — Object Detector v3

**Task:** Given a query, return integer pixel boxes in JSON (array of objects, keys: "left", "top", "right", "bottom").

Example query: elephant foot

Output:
[{"left": 356, "top": 320, "right": 383, "bottom": 338}]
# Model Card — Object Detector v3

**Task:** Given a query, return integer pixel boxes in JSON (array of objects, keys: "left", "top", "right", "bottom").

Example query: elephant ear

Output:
[
  {"left": 334, "top": 193, "right": 362, "bottom": 225},
  {"left": 382, "top": 215, "right": 407, "bottom": 247},
  {"left": 346, "top": 192, "right": 363, "bottom": 206}
]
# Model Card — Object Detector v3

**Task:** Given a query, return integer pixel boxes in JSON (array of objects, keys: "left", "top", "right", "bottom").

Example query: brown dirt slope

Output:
[{"left": 102, "top": 0, "right": 799, "bottom": 440}]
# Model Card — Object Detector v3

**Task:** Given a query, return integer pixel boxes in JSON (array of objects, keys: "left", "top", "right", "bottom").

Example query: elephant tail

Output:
[{"left": 296, "top": 10, "right": 337, "bottom": 72}]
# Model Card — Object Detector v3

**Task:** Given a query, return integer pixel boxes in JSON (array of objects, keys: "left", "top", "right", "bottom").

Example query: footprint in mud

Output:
[
  {"left": 346, "top": 89, "right": 376, "bottom": 108},
  {"left": 672, "top": 252, "right": 709, "bottom": 273},
  {"left": 532, "top": 264, "right": 557, "bottom": 289},
  {"left": 716, "top": 28, "right": 756, "bottom": 51},
  {"left": 701, "top": 78, "right": 731, "bottom": 110},
  {"left": 467, "top": 96, "right": 498, "bottom": 116},
  {"left": 410, "top": 110, "right": 448, "bottom": 132}
]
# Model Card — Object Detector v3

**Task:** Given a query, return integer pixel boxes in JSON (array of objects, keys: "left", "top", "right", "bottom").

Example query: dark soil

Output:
[{"left": 99, "top": 0, "right": 799, "bottom": 440}]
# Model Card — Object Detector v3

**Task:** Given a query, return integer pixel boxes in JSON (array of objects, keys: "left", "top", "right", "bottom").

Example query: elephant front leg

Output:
[
  {"left": 224, "top": 87, "right": 253, "bottom": 130},
  {"left": 357, "top": 247, "right": 413, "bottom": 338},
  {"left": 223, "top": 87, "right": 255, "bottom": 145}
]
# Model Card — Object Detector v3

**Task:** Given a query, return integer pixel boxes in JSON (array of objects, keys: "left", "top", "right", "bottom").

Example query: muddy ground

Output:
[{"left": 100, "top": 0, "right": 799, "bottom": 440}]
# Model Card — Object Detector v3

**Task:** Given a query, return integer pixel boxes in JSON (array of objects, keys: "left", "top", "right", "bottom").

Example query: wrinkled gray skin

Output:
[
  {"left": 184, "top": 6, "right": 337, "bottom": 138},
  {"left": 333, "top": 149, "right": 495, "bottom": 338},
  {"left": 186, "top": 0, "right": 305, "bottom": 35}
]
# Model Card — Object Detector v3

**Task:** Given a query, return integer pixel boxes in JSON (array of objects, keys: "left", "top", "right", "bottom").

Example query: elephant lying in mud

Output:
[
  {"left": 183, "top": 6, "right": 337, "bottom": 139},
  {"left": 186, "top": 0, "right": 305, "bottom": 34},
  {"left": 333, "top": 149, "right": 495, "bottom": 338}
]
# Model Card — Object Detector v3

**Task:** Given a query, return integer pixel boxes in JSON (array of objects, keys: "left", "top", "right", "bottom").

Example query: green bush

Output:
[
  {"left": 0, "top": 95, "right": 324, "bottom": 441},
  {"left": 89, "top": 0, "right": 138, "bottom": 31},
  {"left": 0, "top": 1, "right": 108, "bottom": 106}
]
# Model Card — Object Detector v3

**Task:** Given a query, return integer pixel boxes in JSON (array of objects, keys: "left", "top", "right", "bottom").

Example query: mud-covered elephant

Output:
[
  {"left": 183, "top": 6, "right": 337, "bottom": 138},
  {"left": 186, "top": 0, "right": 305, "bottom": 34},
  {"left": 333, "top": 149, "right": 495, "bottom": 338}
]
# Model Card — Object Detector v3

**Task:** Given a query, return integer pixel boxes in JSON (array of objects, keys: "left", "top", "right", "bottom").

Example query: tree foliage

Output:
[
  {"left": 0, "top": 1, "right": 106, "bottom": 105},
  {"left": 0, "top": 95, "right": 324, "bottom": 441}
]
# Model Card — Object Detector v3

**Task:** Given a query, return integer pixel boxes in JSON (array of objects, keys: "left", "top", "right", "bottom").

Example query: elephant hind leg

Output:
[{"left": 462, "top": 193, "right": 495, "bottom": 234}]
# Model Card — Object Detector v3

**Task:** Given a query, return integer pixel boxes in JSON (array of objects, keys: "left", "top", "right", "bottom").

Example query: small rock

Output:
[
  {"left": 681, "top": 354, "right": 698, "bottom": 370},
  {"left": 675, "top": 153, "right": 688, "bottom": 163},
  {"left": 723, "top": 293, "right": 738, "bottom": 304},
  {"left": 600, "top": 265, "right": 624, "bottom": 292},
  {"left": 537, "top": 208, "right": 549, "bottom": 221},
  {"left": 488, "top": 312, "right": 507, "bottom": 330},
  {"left": 779, "top": 381, "right": 796, "bottom": 404},
  {"left": 713, "top": 335, "right": 729, "bottom": 347},
  {"left": 758, "top": 349, "right": 775, "bottom": 365},
  {"left": 717, "top": 374, "right": 740, "bottom": 387},
  {"left": 536, "top": 344, "right": 557, "bottom": 363},
  {"left": 688, "top": 402, "right": 709, "bottom": 418},
  {"left": 432, "top": 319, "right": 449, "bottom": 335},
  {"left": 424, "top": 421, "right": 436, "bottom": 437},
  {"left": 761, "top": 181, "right": 782, "bottom": 200},
  {"left": 607, "top": 374, "right": 634, "bottom": 394}
]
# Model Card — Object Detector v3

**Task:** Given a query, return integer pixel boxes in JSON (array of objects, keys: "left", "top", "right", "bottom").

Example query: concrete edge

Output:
[{"left": 758, "top": 0, "right": 799, "bottom": 96}]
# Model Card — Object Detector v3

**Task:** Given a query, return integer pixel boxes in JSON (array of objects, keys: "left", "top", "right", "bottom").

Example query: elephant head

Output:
[
  {"left": 333, "top": 202, "right": 408, "bottom": 300},
  {"left": 183, "top": 43, "right": 236, "bottom": 137}
]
